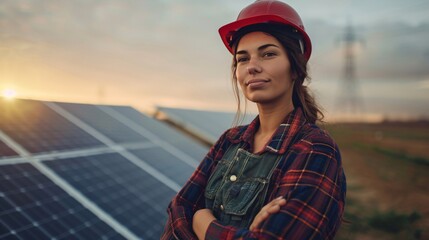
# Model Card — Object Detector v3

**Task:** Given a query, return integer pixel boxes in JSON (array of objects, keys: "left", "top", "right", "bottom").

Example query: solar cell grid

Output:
[
  {"left": 0, "top": 99, "right": 104, "bottom": 154},
  {"left": 0, "top": 140, "right": 18, "bottom": 158},
  {"left": 0, "top": 163, "right": 125, "bottom": 239},
  {"left": 56, "top": 103, "right": 150, "bottom": 144},
  {"left": 45, "top": 153, "right": 176, "bottom": 239},
  {"left": 112, "top": 106, "right": 208, "bottom": 160},
  {"left": 130, "top": 147, "right": 195, "bottom": 186}
]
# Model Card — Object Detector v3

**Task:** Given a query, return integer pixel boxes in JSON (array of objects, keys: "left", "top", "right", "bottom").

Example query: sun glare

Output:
[{"left": 2, "top": 89, "right": 17, "bottom": 100}]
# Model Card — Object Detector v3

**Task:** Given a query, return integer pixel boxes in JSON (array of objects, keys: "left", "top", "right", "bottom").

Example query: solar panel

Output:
[
  {"left": 0, "top": 163, "right": 125, "bottom": 240},
  {"left": 157, "top": 106, "right": 256, "bottom": 144},
  {"left": 111, "top": 106, "right": 208, "bottom": 161},
  {"left": 0, "top": 98, "right": 210, "bottom": 239},
  {"left": 0, "top": 99, "right": 104, "bottom": 154},
  {"left": 129, "top": 147, "right": 195, "bottom": 186},
  {"left": 56, "top": 103, "right": 150, "bottom": 144},
  {"left": 44, "top": 153, "right": 176, "bottom": 239}
]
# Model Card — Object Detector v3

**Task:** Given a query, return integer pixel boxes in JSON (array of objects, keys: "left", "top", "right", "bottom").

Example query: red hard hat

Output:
[{"left": 219, "top": 0, "right": 312, "bottom": 60}]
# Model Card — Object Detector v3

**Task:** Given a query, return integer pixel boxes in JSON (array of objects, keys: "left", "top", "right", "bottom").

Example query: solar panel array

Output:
[{"left": 0, "top": 98, "right": 208, "bottom": 239}]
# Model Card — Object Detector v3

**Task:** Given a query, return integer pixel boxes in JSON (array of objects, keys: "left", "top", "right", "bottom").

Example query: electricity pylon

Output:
[{"left": 335, "top": 21, "right": 364, "bottom": 118}]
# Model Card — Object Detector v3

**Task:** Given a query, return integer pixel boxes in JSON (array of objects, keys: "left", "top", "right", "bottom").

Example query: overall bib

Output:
[{"left": 205, "top": 143, "right": 282, "bottom": 228}]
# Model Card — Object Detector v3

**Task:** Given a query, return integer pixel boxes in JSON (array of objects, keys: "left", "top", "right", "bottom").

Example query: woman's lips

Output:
[{"left": 246, "top": 79, "right": 270, "bottom": 88}]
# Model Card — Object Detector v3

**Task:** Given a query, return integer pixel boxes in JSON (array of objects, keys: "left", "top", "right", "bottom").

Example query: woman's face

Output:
[{"left": 235, "top": 31, "right": 294, "bottom": 106}]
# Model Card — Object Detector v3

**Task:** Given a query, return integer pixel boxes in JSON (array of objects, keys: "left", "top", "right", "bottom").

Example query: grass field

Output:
[{"left": 324, "top": 121, "right": 429, "bottom": 240}]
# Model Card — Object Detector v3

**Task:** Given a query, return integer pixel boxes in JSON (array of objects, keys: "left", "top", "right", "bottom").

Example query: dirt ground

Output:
[{"left": 324, "top": 121, "right": 429, "bottom": 240}]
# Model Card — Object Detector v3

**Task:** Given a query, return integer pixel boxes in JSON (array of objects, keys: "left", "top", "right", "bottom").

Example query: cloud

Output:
[
  {"left": 0, "top": 0, "right": 236, "bottom": 107},
  {"left": 419, "top": 79, "right": 429, "bottom": 89},
  {"left": 306, "top": 20, "right": 429, "bottom": 81},
  {"left": 1, "top": 0, "right": 428, "bottom": 118},
  {"left": 358, "top": 22, "right": 429, "bottom": 80}
]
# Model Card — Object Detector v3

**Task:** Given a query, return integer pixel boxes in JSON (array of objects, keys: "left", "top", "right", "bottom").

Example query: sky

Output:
[{"left": 1, "top": 0, "right": 429, "bottom": 121}]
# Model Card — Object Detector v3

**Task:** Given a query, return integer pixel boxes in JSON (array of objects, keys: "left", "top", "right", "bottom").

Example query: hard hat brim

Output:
[{"left": 219, "top": 15, "right": 312, "bottom": 60}]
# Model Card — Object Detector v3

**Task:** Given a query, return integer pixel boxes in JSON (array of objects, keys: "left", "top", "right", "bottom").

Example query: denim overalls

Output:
[{"left": 205, "top": 143, "right": 282, "bottom": 228}]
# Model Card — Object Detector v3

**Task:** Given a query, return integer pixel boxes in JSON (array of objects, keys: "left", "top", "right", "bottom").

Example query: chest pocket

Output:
[
  {"left": 221, "top": 178, "right": 267, "bottom": 216},
  {"left": 205, "top": 146, "right": 281, "bottom": 226}
]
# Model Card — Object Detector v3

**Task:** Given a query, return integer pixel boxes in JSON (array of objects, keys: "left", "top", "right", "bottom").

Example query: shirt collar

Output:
[{"left": 227, "top": 108, "right": 307, "bottom": 154}]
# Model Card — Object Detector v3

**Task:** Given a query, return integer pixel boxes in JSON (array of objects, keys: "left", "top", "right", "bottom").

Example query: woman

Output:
[{"left": 161, "top": 1, "right": 346, "bottom": 239}]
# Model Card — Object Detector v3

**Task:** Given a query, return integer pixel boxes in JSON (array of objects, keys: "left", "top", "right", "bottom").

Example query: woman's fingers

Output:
[
  {"left": 249, "top": 197, "right": 286, "bottom": 231},
  {"left": 266, "top": 198, "right": 286, "bottom": 213}
]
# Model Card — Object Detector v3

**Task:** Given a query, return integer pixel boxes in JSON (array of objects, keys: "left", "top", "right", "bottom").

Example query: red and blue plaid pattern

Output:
[{"left": 162, "top": 108, "right": 346, "bottom": 240}]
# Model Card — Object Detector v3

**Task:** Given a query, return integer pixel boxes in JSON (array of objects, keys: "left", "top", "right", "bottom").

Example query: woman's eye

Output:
[
  {"left": 236, "top": 57, "right": 249, "bottom": 63},
  {"left": 263, "top": 52, "right": 277, "bottom": 57}
]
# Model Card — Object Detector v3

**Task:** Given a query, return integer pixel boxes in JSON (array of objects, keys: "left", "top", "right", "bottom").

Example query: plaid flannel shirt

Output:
[{"left": 161, "top": 108, "right": 346, "bottom": 240}]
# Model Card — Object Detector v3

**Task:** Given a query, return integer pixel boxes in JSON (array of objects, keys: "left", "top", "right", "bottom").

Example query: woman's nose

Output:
[{"left": 246, "top": 61, "right": 262, "bottom": 75}]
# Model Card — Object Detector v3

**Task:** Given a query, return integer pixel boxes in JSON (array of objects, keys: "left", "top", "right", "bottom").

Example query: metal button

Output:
[
  {"left": 230, "top": 175, "right": 237, "bottom": 182},
  {"left": 220, "top": 204, "right": 224, "bottom": 211}
]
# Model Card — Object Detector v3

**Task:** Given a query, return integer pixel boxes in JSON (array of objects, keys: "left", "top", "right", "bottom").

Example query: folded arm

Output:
[{"left": 200, "top": 141, "right": 345, "bottom": 240}]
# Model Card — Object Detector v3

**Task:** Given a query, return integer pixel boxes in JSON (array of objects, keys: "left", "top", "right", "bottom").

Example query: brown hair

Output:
[{"left": 230, "top": 23, "right": 324, "bottom": 125}]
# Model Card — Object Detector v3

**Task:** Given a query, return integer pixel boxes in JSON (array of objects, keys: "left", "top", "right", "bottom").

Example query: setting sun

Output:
[{"left": 2, "top": 88, "right": 17, "bottom": 100}]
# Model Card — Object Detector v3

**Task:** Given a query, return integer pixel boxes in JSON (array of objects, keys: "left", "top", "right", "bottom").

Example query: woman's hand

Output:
[
  {"left": 249, "top": 196, "right": 286, "bottom": 231},
  {"left": 193, "top": 209, "right": 217, "bottom": 240}
]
